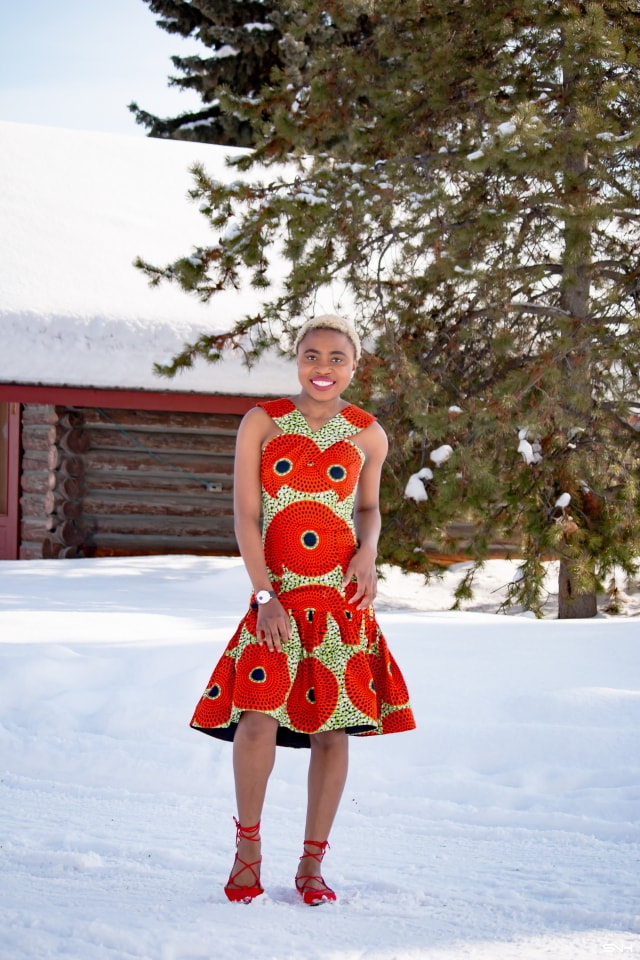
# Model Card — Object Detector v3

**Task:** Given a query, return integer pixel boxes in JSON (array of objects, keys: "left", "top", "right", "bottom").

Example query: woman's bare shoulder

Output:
[
  {"left": 240, "top": 406, "right": 273, "bottom": 427},
  {"left": 237, "top": 405, "right": 281, "bottom": 447},
  {"left": 353, "top": 419, "right": 388, "bottom": 461}
]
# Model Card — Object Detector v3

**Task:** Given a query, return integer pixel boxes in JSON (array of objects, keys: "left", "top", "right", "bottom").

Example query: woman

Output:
[{"left": 190, "top": 314, "right": 415, "bottom": 905}]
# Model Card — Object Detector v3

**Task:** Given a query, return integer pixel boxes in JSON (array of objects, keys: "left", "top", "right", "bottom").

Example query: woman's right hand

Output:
[{"left": 256, "top": 599, "right": 292, "bottom": 652}]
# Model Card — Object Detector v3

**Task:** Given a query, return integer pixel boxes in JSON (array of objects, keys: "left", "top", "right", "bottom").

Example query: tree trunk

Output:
[
  {"left": 556, "top": 60, "right": 596, "bottom": 620},
  {"left": 558, "top": 559, "right": 597, "bottom": 619}
]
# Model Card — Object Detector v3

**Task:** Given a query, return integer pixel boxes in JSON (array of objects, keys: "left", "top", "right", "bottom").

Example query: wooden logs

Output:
[
  {"left": 80, "top": 406, "right": 241, "bottom": 557},
  {"left": 20, "top": 402, "right": 244, "bottom": 559},
  {"left": 19, "top": 405, "right": 56, "bottom": 558},
  {"left": 44, "top": 491, "right": 83, "bottom": 519},
  {"left": 42, "top": 407, "right": 89, "bottom": 558}
]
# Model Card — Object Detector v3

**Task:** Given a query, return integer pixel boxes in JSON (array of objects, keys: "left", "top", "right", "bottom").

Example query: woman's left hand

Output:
[{"left": 342, "top": 547, "right": 378, "bottom": 610}]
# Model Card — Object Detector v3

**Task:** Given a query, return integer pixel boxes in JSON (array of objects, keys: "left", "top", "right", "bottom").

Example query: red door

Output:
[{"left": 0, "top": 402, "right": 20, "bottom": 560}]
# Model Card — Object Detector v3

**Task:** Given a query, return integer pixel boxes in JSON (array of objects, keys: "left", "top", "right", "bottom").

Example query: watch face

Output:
[{"left": 256, "top": 590, "right": 272, "bottom": 604}]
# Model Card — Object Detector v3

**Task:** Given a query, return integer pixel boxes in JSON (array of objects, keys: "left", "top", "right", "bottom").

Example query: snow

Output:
[
  {"left": 404, "top": 467, "right": 434, "bottom": 501},
  {"left": 518, "top": 434, "right": 543, "bottom": 465},
  {"left": 555, "top": 493, "right": 572, "bottom": 509},
  {"left": 1, "top": 554, "right": 638, "bottom": 960},
  {"left": 209, "top": 45, "right": 239, "bottom": 59},
  {"left": 0, "top": 121, "right": 298, "bottom": 396},
  {"left": 518, "top": 438, "right": 536, "bottom": 464},
  {"left": 430, "top": 444, "right": 454, "bottom": 466},
  {"left": 404, "top": 476, "right": 429, "bottom": 501}
]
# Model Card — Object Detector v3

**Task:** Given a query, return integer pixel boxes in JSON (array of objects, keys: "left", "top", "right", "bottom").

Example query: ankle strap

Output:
[
  {"left": 234, "top": 816, "right": 261, "bottom": 842},
  {"left": 300, "top": 839, "right": 329, "bottom": 862}
]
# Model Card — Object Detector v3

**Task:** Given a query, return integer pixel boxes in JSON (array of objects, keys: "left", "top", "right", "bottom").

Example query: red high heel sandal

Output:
[
  {"left": 295, "top": 840, "right": 337, "bottom": 906},
  {"left": 224, "top": 817, "right": 264, "bottom": 903}
]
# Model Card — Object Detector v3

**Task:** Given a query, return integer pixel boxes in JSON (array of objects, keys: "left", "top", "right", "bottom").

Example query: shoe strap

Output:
[
  {"left": 227, "top": 852, "right": 263, "bottom": 893},
  {"left": 300, "top": 839, "right": 329, "bottom": 864},
  {"left": 234, "top": 816, "right": 261, "bottom": 843}
]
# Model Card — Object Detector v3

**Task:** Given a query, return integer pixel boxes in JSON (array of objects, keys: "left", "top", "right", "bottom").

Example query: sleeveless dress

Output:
[{"left": 190, "top": 398, "right": 416, "bottom": 749}]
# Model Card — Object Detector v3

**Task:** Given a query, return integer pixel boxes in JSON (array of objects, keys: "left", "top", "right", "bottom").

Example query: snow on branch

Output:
[{"left": 404, "top": 467, "right": 434, "bottom": 502}]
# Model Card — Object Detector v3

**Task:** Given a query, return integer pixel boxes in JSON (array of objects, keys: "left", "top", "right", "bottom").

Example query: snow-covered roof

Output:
[{"left": 0, "top": 121, "right": 297, "bottom": 395}]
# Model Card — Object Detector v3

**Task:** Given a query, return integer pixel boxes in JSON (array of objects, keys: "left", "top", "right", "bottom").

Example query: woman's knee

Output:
[
  {"left": 237, "top": 710, "right": 279, "bottom": 742},
  {"left": 309, "top": 729, "right": 348, "bottom": 753}
]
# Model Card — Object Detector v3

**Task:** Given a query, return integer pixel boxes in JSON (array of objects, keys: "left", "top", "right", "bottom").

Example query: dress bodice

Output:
[{"left": 256, "top": 399, "right": 376, "bottom": 593}]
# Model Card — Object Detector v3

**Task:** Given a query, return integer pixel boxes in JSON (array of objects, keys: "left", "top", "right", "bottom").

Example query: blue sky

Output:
[{"left": 0, "top": 0, "right": 202, "bottom": 136}]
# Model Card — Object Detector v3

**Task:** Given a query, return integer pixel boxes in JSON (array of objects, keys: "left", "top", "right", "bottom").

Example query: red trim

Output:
[
  {"left": 0, "top": 402, "right": 20, "bottom": 560},
  {"left": 0, "top": 384, "right": 262, "bottom": 414}
]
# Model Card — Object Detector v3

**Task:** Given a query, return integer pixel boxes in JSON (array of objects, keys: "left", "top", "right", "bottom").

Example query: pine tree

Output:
[
  {"left": 129, "top": 0, "right": 283, "bottom": 145},
  {"left": 137, "top": 0, "right": 640, "bottom": 617}
]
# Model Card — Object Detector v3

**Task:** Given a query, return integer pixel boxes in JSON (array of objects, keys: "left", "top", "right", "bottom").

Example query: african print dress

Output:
[{"left": 190, "top": 398, "right": 416, "bottom": 749}]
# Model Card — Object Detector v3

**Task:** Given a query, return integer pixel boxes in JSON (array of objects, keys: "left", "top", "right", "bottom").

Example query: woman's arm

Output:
[
  {"left": 233, "top": 409, "right": 292, "bottom": 651},
  {"left": 342, "top": 421, "right": 389, "bottom": 610}
]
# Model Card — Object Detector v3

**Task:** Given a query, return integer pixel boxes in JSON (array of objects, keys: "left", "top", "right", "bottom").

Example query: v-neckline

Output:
[{"left": 287, "top": 399, "right": 353, "bottom": 436}]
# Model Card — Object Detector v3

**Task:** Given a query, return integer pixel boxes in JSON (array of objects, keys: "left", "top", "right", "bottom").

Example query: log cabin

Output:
[{"left": 0, "top": 121, "right": 298, "bottom": 560}]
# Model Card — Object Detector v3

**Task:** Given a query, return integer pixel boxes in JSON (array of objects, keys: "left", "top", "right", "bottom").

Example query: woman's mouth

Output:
[{"left": 310, "top": 378, "right": 335, "bottom": 390}]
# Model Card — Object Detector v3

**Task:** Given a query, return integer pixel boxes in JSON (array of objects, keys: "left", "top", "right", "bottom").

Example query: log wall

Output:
[
  {"left": 19, "top": 404, "right": 242, "bottom": 559},
  {"left": 20, "top": 404, "right": 56, "bottom": 559}
]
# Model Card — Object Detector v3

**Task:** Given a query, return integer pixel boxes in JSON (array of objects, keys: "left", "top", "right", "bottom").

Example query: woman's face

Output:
[{"left": 296, "top": 328, "right": 357, "bottom": 400}]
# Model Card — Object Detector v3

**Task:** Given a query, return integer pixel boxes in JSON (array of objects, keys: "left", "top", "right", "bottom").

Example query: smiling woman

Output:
[
  {"left": 0, "top": 0, "right": 201, "bottom": 134},
  {"left": 189, "top": 313, "right": 415, "bottom": 906}
]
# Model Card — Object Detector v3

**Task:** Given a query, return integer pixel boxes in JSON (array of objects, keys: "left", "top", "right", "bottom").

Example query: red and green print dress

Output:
[{"left": 190, "top": 398, "right": 416, "bottom": 749}]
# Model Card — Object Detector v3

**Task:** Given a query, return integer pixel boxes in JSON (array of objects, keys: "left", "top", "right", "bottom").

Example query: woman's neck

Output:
[{"left": 290, "top": 393, "right": 348, "bottom": 427}]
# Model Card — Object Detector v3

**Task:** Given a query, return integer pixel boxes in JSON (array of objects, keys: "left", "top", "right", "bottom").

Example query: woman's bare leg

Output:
[
  {"left": 296, "top": 729, "right": 349, "bottom": 892},
  {"left": 229, "top": 711, "right": 279, "bottom": 887}
]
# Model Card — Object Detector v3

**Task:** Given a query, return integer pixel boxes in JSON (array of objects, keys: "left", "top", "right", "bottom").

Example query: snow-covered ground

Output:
[{"left": 1, "top": 555, "right": 638, "bottom": 960}]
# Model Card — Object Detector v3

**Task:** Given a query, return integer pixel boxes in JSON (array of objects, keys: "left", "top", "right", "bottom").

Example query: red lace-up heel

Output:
[
  {"left": 295, "top": 840, "right": 337, "bottom": 906},
  {"left": 224, "top": 817, "right": 264, "bottom": 903}
]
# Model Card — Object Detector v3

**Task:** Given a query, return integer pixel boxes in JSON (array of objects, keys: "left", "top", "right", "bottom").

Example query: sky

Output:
[{"left": 0, "top": 0, "right": 202, "bottom": 137}]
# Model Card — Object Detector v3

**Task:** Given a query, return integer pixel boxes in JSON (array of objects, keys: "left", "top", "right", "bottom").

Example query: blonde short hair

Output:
[{"left": 293, "top": 314, "right": 361, "bottom": 364}]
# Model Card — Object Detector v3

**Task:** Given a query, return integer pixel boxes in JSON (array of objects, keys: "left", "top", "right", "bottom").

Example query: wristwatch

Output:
[{"left": 255, "top": 589, "right": 278, "bottom": 605}]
